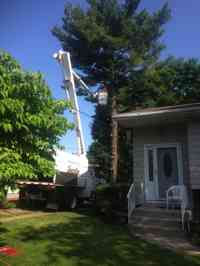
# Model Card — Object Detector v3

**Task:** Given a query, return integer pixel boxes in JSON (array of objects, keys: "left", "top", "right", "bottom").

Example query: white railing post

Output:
[
  {"left": 181, "top": 186, "right": 192, "bottom": 231},
  {"left": 127, "top": 182, "right": 136, "bottom": 223}
]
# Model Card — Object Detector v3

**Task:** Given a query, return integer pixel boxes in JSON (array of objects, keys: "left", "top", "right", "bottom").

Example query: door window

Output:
[
  {"left": 163, "top": 152, "right": 173, "bottom": 178},
  {"left": 145, "top": 147, "right": 157, "bottom": 201},
  {"left": 148, "top": 149, "right": 154, "bottom": 181}
]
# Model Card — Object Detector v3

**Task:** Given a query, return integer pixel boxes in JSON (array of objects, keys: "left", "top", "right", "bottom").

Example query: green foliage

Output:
[
  {"left": 1, "top": 200, "right": 16, "bottom": 209},
  {"left": 87, "top": 104, "right": 112, "bottom": 178},
  {"left": 118, "top": 57, "right": 200, "bottom": 111},
  {"left": 95, "top": 183, "right": 130, "bottom": 221},
  {"left": 117, "top": 128, "right": 133, "bottom": 183},
  {"left": 0, "top": 51, "right": 72, "bottom": 192},
  {"left": 0, "top": 190, "right": 7, "bottom": 206},
  {"left": 155, "top": 58, "right": 200, "bottom": 105},
  {"left": 53, "top": 0, "right": 171, "bottom": 180}
]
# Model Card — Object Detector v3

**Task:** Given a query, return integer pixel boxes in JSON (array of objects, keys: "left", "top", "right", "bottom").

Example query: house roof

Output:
[{"left": 113, "top": 102, "right": 200, "bottom": 128}]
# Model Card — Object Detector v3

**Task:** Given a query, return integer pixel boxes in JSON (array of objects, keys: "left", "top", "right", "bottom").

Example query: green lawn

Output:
[{"left": 0, "top": 210, "right": 200, "bottom": 266}]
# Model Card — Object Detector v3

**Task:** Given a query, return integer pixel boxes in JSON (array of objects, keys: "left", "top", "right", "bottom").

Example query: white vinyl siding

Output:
[{"left": 188, "top": 123, "right": 200, "bottom": 189}]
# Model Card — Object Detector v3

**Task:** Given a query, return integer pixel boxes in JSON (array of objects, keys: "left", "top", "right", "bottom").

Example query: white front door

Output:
[
  {"left": 144, "top": 144, "right": 183, "bottom": 201},
  {"left": 157, "top": 147, "right": 179, "bottom": 199}
]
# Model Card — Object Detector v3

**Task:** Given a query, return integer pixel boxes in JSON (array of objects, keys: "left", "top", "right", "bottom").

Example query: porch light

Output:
[{"left": 98, "top": 87, "right": 108, "bottom": 105}]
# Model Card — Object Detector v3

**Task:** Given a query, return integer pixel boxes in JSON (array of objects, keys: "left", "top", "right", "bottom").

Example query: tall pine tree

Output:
[{"left": 52, "top": 0, "right": 171, "bottom": 180}]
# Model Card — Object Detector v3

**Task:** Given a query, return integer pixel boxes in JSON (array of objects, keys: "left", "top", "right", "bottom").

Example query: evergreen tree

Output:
[
  {"left": 52, "top": 0, "right": 171, "bottom": 180},
  {"left": 154, "top": 57, "right": 200, "bottom": 106},
  {"left": 0, "top": 51, "right": 72, "bottom": 196}
]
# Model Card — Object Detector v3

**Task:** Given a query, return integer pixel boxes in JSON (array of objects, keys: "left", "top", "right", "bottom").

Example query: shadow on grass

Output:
[
  {"left": 15, "top": 210, "right": 200, "bottom": 266},
  {"left": 0, "top": 223, "right": 8, "bottom": 247}
]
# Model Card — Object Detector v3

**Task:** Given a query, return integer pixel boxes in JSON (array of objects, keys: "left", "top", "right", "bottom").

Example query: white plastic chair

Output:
[{"left": 166, "top": 185, "right": 183, "bottom": 209}]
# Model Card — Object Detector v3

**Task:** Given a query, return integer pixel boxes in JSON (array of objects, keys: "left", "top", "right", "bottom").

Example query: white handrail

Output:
[
  {"left": 166, "top": 185, "right": 181, "bottom": 209},
  {"left": 127, "top": 182, "right": 136, "bottom": 223}
]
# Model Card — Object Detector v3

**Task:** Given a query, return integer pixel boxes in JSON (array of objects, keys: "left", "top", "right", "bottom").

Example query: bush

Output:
[
  {"left": 0, "top": 190, "right": 7, "bottom": 208},
  {"left": 0, "top": 189, "right": 16, "bottom": 209},
  {"left": 2, "top": 201, "right": 16, "bottom": 209},
  {"left": 95, "top": 183, "right": 130, "bottom": 222}
]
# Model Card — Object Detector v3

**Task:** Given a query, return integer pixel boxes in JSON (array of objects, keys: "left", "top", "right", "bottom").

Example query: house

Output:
[{"left": 113, "top": 103, "right": 200, "bottom": 225}]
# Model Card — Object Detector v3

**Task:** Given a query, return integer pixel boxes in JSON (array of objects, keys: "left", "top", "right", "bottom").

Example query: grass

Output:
[{"left": 0, "top": 209, "right": 200, "bottom": 266}]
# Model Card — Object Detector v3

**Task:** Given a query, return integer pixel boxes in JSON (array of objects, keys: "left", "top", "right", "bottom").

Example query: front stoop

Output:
[{"left": 129, "top": 203, "right": 200, "bottom": 254}]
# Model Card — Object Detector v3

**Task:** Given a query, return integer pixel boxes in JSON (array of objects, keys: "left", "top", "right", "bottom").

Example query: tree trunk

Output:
[{"left": 111, "top": 96, "right": 118, "bottom": 183}]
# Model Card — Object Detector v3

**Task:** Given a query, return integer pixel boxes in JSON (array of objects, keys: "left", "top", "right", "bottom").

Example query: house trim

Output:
[{"left": 113, "top": 103, "right": 200, "bottom": 120}]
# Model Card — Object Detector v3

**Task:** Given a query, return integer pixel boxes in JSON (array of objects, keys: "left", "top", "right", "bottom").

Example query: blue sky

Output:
[{"left": 1, "top": 0, "right": 200, "bottom": 152}]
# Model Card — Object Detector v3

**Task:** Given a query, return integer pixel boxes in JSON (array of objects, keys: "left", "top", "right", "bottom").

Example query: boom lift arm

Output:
[
  {"left": 53, "top": 50, "right": 88, "bottom": 155},
  {"left": 53, "top": 50, "right": 108, "bottom": 159}
]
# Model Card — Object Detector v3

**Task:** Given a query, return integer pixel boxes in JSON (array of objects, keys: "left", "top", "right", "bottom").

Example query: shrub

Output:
[
  {"left": 95, "top": 183, "right": 130, "bottom": 222},
  {"left": 0, "top": 189, "right": 7, "bottom": 207}
]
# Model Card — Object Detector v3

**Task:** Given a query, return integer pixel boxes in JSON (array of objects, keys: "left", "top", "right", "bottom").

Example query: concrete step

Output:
[
  {"left": 130, "top": 215, "right": 181, "bottom": 227},
  {"left": 129, "top": 204, "right": 182, "bottom": 237},
  {"left": 143, "top": 201, "right": 167, "bottom": 208},
  {"left": 133, "top": 207, "right": 181, "bottom": 220},
  {"left": 129, "top": 203, "right": 200, "bottom": 253},
  {"left": 143, "top": 200, "right": 181, "bottom": 209},
  {"left": 130, "top": 225, "right": 184, "bottom": 240},
  {"left": 129, "top": 225, "right": 192, "bottom": 251},
  {"left": 130, "top": 220, "right": 182, "bottom": 233}
]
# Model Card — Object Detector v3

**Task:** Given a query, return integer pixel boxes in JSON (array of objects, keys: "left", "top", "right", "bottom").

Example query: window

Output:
[
  {"left": 163, "top": 153, "right": 173, "bottom": 178},
  {"left": 148, "top": 149, "right": 154, "bottom": 181}
]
